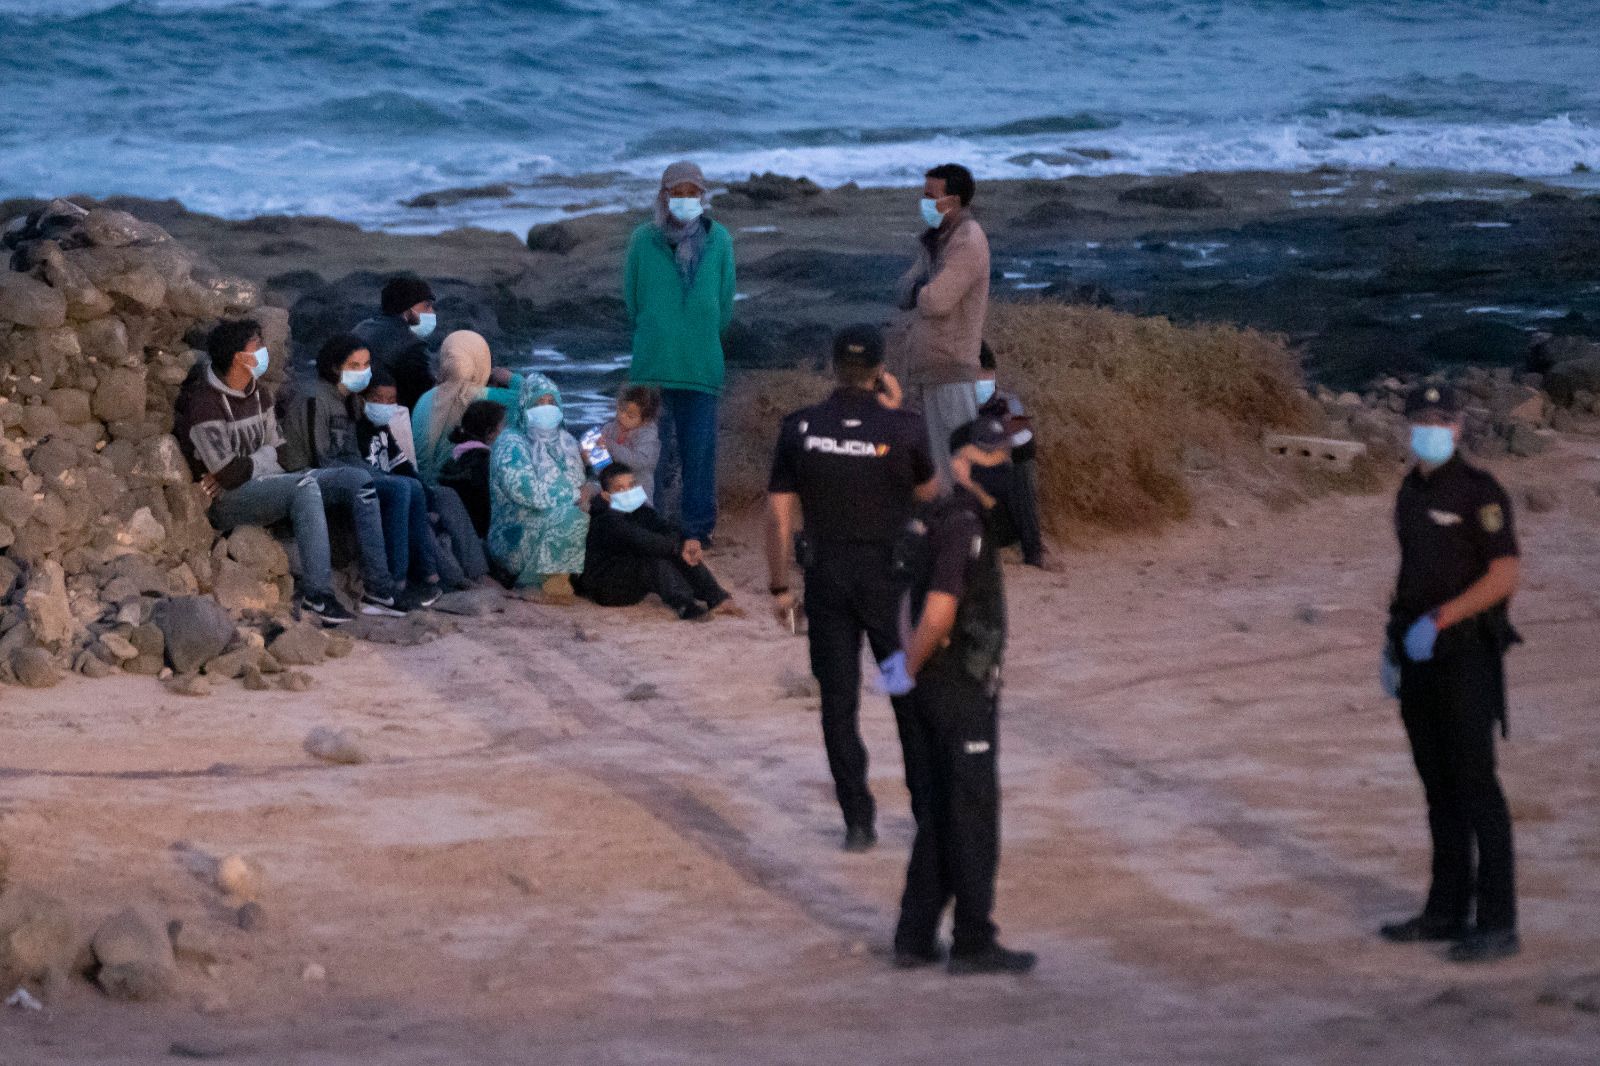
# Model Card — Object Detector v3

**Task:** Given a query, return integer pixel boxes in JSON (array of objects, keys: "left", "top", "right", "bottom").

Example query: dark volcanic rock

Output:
[
  {"left": 1118, "top": 181, "right": 1226, "bottom": 210},
  {"left": 526, "top": 222, "right": 582, "bottom": 255},
  {"left": 743, "top": 248, "right": 904, "bottom": 302}
]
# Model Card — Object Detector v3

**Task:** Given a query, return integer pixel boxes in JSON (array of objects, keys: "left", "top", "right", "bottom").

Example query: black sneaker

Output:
[
  {"left": 842, "top": 825, "right": 877, "bottom": 853},
  {"left": 1448, "top": 928, "right": 1520, "bottom": 964},
  {"left": 360, "top": 593, "right": 408, "bottom": 617},
  {"left": 301, "top": 594, "right": 353, "bottom": 626},
  {"left": 948, "top": 944, "right": 1037, "bottom": 976},
  {"left": 405, "top": 584, "right": 443, "bottom": 610},
  {"left": 677, "top": 603, "right": 712, "bottom": 622},
  {"left": 892, "top": 943, "right": 943, "bottom": 969},
  {"left": 1379, "top": 914, "right": 1469, "bottom": 944}
]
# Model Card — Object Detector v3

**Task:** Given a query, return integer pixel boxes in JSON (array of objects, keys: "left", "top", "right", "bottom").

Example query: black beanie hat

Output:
[{"left": 380, "top": 276, "right": 435, "bottom": 316}]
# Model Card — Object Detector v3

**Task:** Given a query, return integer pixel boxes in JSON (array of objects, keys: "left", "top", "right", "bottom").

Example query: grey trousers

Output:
[
  {"left": 908, "top": 381, "right": 980, "bottom": 487},
  {"left": 427, "top": 484, "right": 488, "bottom": 586}
]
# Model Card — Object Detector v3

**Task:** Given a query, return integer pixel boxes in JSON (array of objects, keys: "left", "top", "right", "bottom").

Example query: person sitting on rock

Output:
[
  {"left": 352, "top": 275, "right": 442, "bottom": 412},
  {"left": 595, "top": 385, "right": 662, "bottom": 501},
  {"left": 173, "top": 318, "right": 352, "bottom": 625},
  {"left": 575, "top": 462, "right": 736, "bottom": 622},
  {"left": 488, "top": 373, "right": 588, "bottom": 602},
  {"left": 948, "top": 342, "right": 1046, "bottom": 568},
  {"left": 411, "top": 329, "right": 523, "bottom": 486},
  {"left": 278, "top": 334, "right": 437, "bottom": 613},
  {"left": 438, "top": 398, "right": 505, "bottom": 540},
  {"left": 359, "top": 367, "right": 484, "bottom": 590}
]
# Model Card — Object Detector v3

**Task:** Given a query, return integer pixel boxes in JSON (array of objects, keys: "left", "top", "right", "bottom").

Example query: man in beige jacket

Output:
[{"left": 891, "top": 163, "right": 990, "bottom": 485}]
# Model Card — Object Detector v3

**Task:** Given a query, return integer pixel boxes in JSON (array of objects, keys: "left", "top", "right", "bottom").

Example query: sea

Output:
[{"left": 2, "top": 0, "right": 1599, "bottom": 235}]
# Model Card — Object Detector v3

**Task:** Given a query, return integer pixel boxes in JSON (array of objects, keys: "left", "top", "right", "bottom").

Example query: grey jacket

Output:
[{"left": 277, "top": 378, "right": 366, "bottom": 472}]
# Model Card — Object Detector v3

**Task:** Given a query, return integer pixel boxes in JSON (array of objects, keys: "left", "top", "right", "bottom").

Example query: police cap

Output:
[
  {"left": 1403, "top": 383, "right": 1462, "bottom": 419},
  {"left": 831, "top": 324, "right": 886, "bottom": 369},
  {"left": 969, "top": 416, "right": 1010, "bottom": 453}
]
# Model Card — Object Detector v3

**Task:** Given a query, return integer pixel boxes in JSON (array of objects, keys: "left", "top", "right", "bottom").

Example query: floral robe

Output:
[{"left": 487, "top": 373, "right": 589, "bottom": 584}]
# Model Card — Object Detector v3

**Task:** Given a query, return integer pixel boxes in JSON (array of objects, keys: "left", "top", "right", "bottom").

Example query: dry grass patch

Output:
[{"left": 717, "top": 368, "right": 833, "bottom": 513}]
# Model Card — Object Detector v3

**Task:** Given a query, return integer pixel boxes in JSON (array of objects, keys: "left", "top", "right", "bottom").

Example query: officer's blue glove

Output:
[
  {"left": 1380, "top": 651, "right": 1401, "bottom": 699},
  {"left": 1404, "top": 613, "right": 1439, "bottom": 663},
  {"left": 876, "top": 651, "right": 916, "bottom": 697}
]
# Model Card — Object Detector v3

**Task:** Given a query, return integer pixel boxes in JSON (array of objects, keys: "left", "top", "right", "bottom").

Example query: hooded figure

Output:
[
  {"left": 488, "top": 372, "right": 588, "bottom": 597},
  {"left": 411, "top": 330, "right": 523, "bottom": 484}
]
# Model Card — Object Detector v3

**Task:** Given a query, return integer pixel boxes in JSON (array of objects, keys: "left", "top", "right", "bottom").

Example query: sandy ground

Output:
[{"left": 1, "top": 441, "right": 1598, "bottom": 1064}]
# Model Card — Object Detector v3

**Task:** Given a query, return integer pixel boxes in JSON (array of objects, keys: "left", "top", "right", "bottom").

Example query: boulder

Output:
[
  {"left": 150, "top": 595, "right": 234, "bottom": 673},
  {"left": 212, "top": 558, "right": 280, "bottom": 613},
  {"left": 80, "top": 208, "right": 170, "bottom": 249},
  {"left": 268, "top": 622, "right": 329, "bottom": 666},
  {"left": 202, "top": 644, "right": 264, "bottom": 679},
  {"left": 76, "top": 316, "right": 129, "bottom": 365},
  {"left": 130, "top": 435, "right": 189, "bottom": 485},
  {"left": 303, "top": 726, "right": 367, "bottom": 765},
  {"left": 525, "top": 221, "right": 582, "bottom": 255},
  {"left": 91, "top": 906, "right": 176, "bottom": 1001},
  {"left": 226, "top": 524, "right": 290, "bottom": 578},
  {"left": 0, "top": 885, "right": 78, "bottom": 991},
  {"left": 0, "top": 272, "right": 67, "bottom": 328},
  {"left": 164, "top": 673, "right": 211, "bottom": 697},
  {"left": 11, "top": 647, "right": 62, "bottom": 689},
  {"left": 1117, "top": 180, "right": 1225, "bottom": 210},
  {"left": 44, "top": 387, "right": 93, "bottom": 425},
  {"left": 91, "top": 366, "right": 147, "bottom": 423},
  {"left": 22, "top": 560, "right": 75, "bottom": 650},
  {"left": 1545, "top": 356, "right": 1600, "bottom": 406}
]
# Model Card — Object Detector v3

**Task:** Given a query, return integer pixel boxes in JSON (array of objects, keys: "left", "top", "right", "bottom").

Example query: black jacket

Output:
[
  {"left": 352, "top": 314, "right": 435, "bottom": 411},
  {"left": 438, "top": 443, "right": 492, "bottom": 539},
  {"left": 576, "top": 498, "right": 686, "bottom": 607}
]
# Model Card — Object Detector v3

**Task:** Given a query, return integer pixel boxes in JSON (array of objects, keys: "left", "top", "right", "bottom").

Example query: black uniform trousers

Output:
[
  {"left": 649, "top": 557, "right": 725, "bottom": 613},
  {"left": 893, "top": 660, "right": 1000, "bottom": 956},
  {"left": 1399, "top": 636, "right": 1516, "bottom": 931},
  {"left": 804, "top": 541, "right": 913, "bottom": 831}
]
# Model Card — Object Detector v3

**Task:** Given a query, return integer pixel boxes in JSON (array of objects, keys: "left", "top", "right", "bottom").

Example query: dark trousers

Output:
[
  {"left": 650, "top": 557, "right": 725, "bottom": 612},
  {"left": 654, "top": 388, "right": 720, "bottom": 542},
  {"left": 1010, "top": 457, "right": 1043, "bottom": 565},
  {"left": 1399, "top": 647, "right": 1516, "bottom": 931},
  {"left": 804, "top": 542, "right": 913, "bottom": 831},
  {"left": 373, "top": 473, "right": 439, "bottom": 587},
  {"left": 894, "top": 662, "right": 1000, "bottom": 956}
]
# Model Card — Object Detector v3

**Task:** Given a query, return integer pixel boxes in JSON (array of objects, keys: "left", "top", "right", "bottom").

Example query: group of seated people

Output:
[{"left": 172, "top": 276, "right": 739, "bottom": 626}]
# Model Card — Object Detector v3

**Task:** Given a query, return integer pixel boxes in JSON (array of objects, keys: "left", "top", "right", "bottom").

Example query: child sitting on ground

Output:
[
  {"left": 950, "top": 342, "right": 1046, "bottom": 568},
  {"left": 437, "top": 398, "right": 505, "bottom": 540},
  {"left": 574, "top": 462, "right": 737, "bottom": 622},
  {"left": 596, "top": 385, "right": 661, "bottom": 500}
]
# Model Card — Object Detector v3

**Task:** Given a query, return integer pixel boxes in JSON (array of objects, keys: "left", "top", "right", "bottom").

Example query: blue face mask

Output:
[
  {"left": 920, "top": 197, "right": 944, "bottom": 229},
  {"left": 410, "top": 312, "right": 437, "bottom": 339},
  {"left": 249, "top": 346, "right": 270, "bottom": 379},
  {"left": 668, "top": 197, "right": 704, "bottom": 223},
  {"left": 975, "top": 379, "right": 998, "bottom": 404},
  {"left": 527, "top": 403, "right": 563, "bottom": 432},
  {"left": 609, "top": 486, "right": 648, "bottom": 513},
  {"left": 364, "top": 401, "right": 402, "bottom": 426},
  {"left": 341, "top": 367, "right": 372, "bottom": 393},
  {"left": 1410, "top": 425, "right": 1456, "bottom": 465}
]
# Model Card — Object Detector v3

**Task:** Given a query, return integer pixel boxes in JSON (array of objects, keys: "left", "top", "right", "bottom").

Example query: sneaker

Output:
[
  {"left": 948, "top": 943, "right": 1037, "bottom": 976},
  {"left": 1379, "top": 914, "right": 1469, "bottom": 944},
  {"left": 677, "top": 603, "right": 712, "bottom": 623},
  {"left": 301, "top": 594, "right": 353, "bottom": 626},
  {"left": 892, "top": 943, "right": 943, "bottom": 970},
  {"left": 842, "top": 825, "right": 877, "bottom": 853},
  {"left": 1448, "top": 928, "right": 1520, "bottom": 964},
  {"left": 360, "top": 593, "right": 408, "bottom": 617},
  {"left": 405, "top": 583, "right": 443, "bottom": 610}
]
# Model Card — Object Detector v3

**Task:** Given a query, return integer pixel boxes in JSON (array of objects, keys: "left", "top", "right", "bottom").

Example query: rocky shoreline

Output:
[{"left": 7, "top": 167, "right": 1597, "bottom": 392}]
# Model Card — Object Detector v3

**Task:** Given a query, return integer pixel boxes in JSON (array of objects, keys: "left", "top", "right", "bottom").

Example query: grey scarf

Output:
[{"left": 654, "top": 199, "right": 708, "bottom": 288}]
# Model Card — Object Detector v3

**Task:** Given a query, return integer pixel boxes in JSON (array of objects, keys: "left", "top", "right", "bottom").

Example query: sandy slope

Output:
[{"left": 1, "top": 442, "right": 1597, "bottom": 1064}]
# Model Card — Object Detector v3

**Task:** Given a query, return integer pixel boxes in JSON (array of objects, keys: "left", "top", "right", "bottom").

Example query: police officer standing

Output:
[
  {"left": 767, "top": 325, "right": 939, "bottom": 851},
  {"left": 879, "top": 420, "right": 1035, "bottom": 974},
  {"left": 1380, "top": 384, "right": 1522, "bottom": 963}
]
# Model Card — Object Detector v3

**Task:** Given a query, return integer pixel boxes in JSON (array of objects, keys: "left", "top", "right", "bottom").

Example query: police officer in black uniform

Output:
[
  {"left": 1379, "top": 383, "right": 1522, "bottom": 964},
  {"left": 767, "top": 325, "right": 939, "bottom": 852},
  {"left": 880, "top": 418, "right": 1035, "bottom": 974}
]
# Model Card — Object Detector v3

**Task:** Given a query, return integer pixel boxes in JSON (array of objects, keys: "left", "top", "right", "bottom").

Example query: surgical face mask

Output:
[
  {"left": 667, "top": 197, "right": 704, "bottom": 223},
  {"left": 410, "top": 312, "right": 437, "bottom": 339},
  {"left": 609, "top": 486, "right": 648, "bottom": 513},
  {"left": 920, "top": 197, "right": 944, "bottom": 229},
  {"left": 364, "top": 402, "right": 402, "bottom": 426},
  {"left": 1409, "top": 425, "right": 1456, "bottom": 465},
  {"left": 340, "top": 367, "right": 372, "bottom": 393},
  {"left": 249, "top": 347, "right": 270, "bottom": 379},
  {"left": 975, "top": 379, "right": 998, "bottom": 405},
  {"left": 527, "top": 404, "right": 563, "bottom": 432}
]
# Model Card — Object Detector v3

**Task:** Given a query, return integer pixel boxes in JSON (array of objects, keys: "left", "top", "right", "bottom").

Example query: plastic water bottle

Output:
[{"left": 580, "top": 427, "right": 611, "bottom": 472}]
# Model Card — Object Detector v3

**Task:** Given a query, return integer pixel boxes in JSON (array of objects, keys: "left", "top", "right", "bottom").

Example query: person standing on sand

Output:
[
  {"left": 767, "top": 325, "right": 938, "bottom": 852},
  {"left": 891, "top": 163, "right": 990, "bottom": 486},
  {"left": 622, "top": 160, "right": 737, "bottom": 545},
  {"left": 1379, "top": 384, "right": 1522, "bottom": 964}
]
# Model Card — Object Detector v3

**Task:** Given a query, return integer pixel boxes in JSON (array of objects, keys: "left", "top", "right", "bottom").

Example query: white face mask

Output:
[
  {"left": 526, "top": 403, "right": 563, "bottom": 432},
  {"left": 920, "top": 197, "right": 944, "bottom": 229},
  {"left": 608, "top": 486, "right": 648, "bottom": 513},
  {"left": 975, "top": 379, "right": 998, "bottom": 404},
  {"left": 668, "top": 197, "right": 704, "bottom": 223},
  {"left": 340, "top": 367, "right": 372, "bottom": 393},
  {"left": 410, "top": 312, "right": 437, "bottom": 339},
  {"left": 249, "top": 346, "right": 270, "bottom": 379},
  {"left": 364, "top": 402, "right": 403, "bottom": 426}
]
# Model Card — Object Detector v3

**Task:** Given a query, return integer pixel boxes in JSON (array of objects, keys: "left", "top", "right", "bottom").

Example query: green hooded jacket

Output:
[{"left": 622, "top": 219, "right": 736, "bottom": 395}]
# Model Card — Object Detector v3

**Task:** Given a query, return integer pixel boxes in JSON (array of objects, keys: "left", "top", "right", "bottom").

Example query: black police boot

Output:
[
  {"left": 842, "top": 825, "right": 877, "bottom": 853},
  {"left": 1448, "top": 928, "right": 1520, "bottom": 964},
  {"left": 948, "top": 943, "right": 1037, "bottom": 976},
  {"left": 1379, "top": 914, "right": 1469, "bottom": 943}
]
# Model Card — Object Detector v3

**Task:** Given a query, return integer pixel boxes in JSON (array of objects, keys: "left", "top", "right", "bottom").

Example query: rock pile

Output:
[{"left": 0, "top": 198, "right": 299, "bottom": 686}]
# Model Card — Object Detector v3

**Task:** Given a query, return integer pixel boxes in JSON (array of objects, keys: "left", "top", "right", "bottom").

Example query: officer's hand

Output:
[
  {"left": 875, "top": 651, "right": 916, "bottom": 697},
  {"left": 1403, "top": 614, "right": 1439, "bottom": 663},
  {"left": 771, "top": 590, "right": 799, "bottom": 627},
  {"left": 876, "top": 370, "right": 904, "bottom": 410},
  {"left": 1380, "top": 650, "right": 1401, "bottom": 699}
]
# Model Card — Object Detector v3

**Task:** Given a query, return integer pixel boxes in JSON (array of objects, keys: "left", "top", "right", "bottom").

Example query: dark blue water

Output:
[{"left": 2, "top": 0, "right": 1598, "bottom": 231}]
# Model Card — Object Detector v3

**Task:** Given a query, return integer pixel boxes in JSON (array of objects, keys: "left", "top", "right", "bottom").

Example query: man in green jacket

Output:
[{"left": 622, "top": 160, "right": 737, "bottom": 544}]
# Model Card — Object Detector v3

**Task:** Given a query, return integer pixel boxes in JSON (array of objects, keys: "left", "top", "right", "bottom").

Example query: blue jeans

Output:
[
  {"left": 374, "top": 474, "right": 439, "bottom": 588},
  {"left": 209, "top": 472, "right": 333, "bottom": 598},
  {"left": 654, "top": 387, "right": 719, "bottom": 541},
  {"left": 309, "top": 466, "right": 397, "bottom": 599}
]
